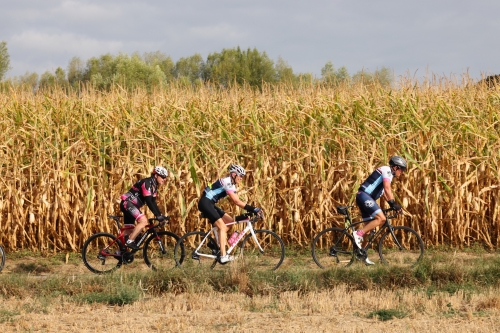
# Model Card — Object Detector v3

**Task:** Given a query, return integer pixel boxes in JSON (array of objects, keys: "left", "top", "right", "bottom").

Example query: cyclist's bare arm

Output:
[
  {"left": 227, "top": 191, "right": 247, "bottom": 209},
  {"left": 382, "top": 179, "right": 395, "bottom": 202}
]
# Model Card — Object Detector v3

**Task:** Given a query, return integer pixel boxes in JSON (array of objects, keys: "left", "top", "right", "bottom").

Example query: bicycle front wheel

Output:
[
  {"left": 378, "top": 226, "right": 424, "bottom": 267},
  {"left": 174, "top": 231, "right": 218, "bottom": 268},
  {"left": 143, "top": 231, "right": 180, "bottom": 271},
  {"left": 240, "top": 229, "right": 285, "bottom": 271},
  {"left": 311, "top": 227, "right": 354, "bottom": 269},
  {"left": 81, "top": 233, "right": 123, "bottom": 274},
  {"left": 0, "top": 244, "right": 5, "bottom": 272}
]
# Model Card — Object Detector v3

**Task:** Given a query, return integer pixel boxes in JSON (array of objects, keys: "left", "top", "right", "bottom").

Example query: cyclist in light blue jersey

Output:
[
  {"left": 353, "top": 156, "right": 407, "bottom": 265},
  {"left": 198, "top": 164, "right": 262, "bottom": 264}
]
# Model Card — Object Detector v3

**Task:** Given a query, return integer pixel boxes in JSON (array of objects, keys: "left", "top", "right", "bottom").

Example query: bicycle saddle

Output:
[{"left": 336, "top": 206, "right": 350, "bottom": 215}]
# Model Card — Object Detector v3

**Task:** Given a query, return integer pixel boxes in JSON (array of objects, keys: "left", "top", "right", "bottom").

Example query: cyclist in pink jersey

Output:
[{"left": 120, "top": 166, "right": 169, "bottom": 250}]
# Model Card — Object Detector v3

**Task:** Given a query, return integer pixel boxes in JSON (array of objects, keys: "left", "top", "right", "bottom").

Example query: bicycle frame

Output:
[
  {"left": 102, "top": 215, "right": 166, "bottom": 258},
  {"left": 336, "top": 206, "right": 402, "bottom": 251},
  {"left": 192, "top": 216, "right": 260, "bottom": 261}
]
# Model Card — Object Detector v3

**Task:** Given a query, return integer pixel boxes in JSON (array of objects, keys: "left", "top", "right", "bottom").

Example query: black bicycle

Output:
[
  {"left": 311, "top": 206, "right": 424, "bottom": 268},
  {"left": 0, "top": 244, "right": 5, "bottom": 272},
  {"left": 82, "top": 215, "right": 183, "bottom": 274}
]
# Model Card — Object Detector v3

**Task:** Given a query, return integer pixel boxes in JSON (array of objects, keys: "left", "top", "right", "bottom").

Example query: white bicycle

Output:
[{"left": 173, "top": 212, "right": 285, "bottom": 271}]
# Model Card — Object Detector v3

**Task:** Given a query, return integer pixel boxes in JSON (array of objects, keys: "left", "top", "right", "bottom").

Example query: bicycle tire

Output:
[
  {"left": 0, "top": 244, "right": 5, "bottom": 272},
  {"left": 81, "top": 232, "right": 123, "bottom": 274},
  {"left": 174, "top": 231, "right": 218, "bottom": 268},
  {"left": 240, "top": 229, "right": 285, "bottom": 271},
  {"left": 311, "top": 227, "right": 354, "bottom": 269},
  {"left": 143, "top": 231, "right": 181, "bottom": 271},
  {"left": 378, "top": 226, "right": 424, "bottom": 267}
]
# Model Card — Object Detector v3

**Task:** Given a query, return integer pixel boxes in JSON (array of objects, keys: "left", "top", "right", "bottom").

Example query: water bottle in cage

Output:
[{"left": 228, "top": 231, "right": 239, "bottom": 246}]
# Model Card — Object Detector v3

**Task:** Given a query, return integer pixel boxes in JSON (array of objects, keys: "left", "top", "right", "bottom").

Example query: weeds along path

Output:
[{"left": 1, "top": 287, "right": 500, "bottom": 332}]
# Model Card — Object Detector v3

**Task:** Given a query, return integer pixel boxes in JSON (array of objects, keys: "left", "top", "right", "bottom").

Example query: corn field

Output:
[{"left": 0, "top": 77, "right": 499, "bottom": 251}]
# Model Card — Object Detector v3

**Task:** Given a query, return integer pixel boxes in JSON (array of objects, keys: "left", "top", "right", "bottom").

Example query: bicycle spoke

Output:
[
  {"left": 81, "top": 233, "right": 123, "bottom": 274},
  {"left": 174, "top": 231, "right": 218, "bottom": 268},
  {"left": 311, "top": 227, "right": 354, "bottom": 269},
  {"left": 240, "top": 230, "right": 285, "bottom": 271},
  {"left": 143, "top": 231, "right": 179, "bottom": 271},
  {"left": 0, "top": 245, "right": 5, "bottom": 272},
  {"left": 378, "top": 226, "right": 424, "bottom": 267}
]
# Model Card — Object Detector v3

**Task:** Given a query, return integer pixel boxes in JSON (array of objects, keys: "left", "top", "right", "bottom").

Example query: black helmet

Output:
[{"left": 389, "top": 156, "right": 407, "bottom": 171}]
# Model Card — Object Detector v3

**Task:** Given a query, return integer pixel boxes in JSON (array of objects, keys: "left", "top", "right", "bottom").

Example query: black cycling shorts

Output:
[{"left": 198, "top": 196, "right": 226, "bottom": 224}]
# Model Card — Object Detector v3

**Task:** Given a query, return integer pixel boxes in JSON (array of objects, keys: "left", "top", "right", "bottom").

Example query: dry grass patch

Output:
[{"left": 1, "top": 287, "right": 500, "bottom": 332}]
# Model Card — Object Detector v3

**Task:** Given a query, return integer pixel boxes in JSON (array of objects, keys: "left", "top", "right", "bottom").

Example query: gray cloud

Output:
[{"left": 1, "top": 0, "right": 499, "bottom": 79}]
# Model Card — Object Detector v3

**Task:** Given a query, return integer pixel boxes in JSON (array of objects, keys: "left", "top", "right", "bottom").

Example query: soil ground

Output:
[{"left": 0, "top": 252, "right": 499, "bottom": 332}]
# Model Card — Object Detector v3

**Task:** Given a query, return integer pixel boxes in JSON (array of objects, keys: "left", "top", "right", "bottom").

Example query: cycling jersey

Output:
[
  {"left": 121, "top": 177, "right": 159, "bottom": 207},
  {"left": 203, "top": 176, "right": 237, "bottom": 203},
  {"left": 120, "top": 177, "right": 162, "bottom": 223},
  {"left": 358, "top": 166, "right": 393, "bottom": 200}
]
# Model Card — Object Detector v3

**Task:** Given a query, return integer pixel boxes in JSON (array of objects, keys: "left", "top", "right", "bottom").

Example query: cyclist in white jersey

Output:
[
  {"left": 353, "top": 156, "right": 407, "bottom": 265},
  {"left": 198, "top": 164, "right": 262, "bottom": 263}
]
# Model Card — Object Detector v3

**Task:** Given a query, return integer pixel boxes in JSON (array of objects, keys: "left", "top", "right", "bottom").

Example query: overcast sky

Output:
[{"left": 1, "top": 0, "right": 499, "bottom": 80}]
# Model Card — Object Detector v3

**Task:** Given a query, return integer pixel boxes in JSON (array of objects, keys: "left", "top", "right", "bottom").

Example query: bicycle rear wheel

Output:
[
  {"left": 81, "top": 233, "right": 123, "bottom": 274},
  {"left": 239, "top": 229, "right": 285, "bottom": 271},
  {"left": 143, "top": 231, "right": 181, "bottom": 271},
  {"left": 311, "top": 227, "right": 354, "bottom": 269},
  {"left": 378, "top": 226, "right": 424, "bottom": 267},
  {"left": 0, "top": 244, "right": 5, "bottom": 272},
  {"left": 173, "top": 231, "right": 218, "bottom": 268}
]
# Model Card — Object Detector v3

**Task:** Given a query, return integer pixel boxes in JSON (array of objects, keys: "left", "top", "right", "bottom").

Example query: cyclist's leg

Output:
[
  {"left": 198, "top": 197, "right": 227, "bottom": 254},
  {"left": 120, "top": 201, "right": 147, "bottom": 241},
  {"left": 214, "top": 219, "right": 229, "bottom": 256},
  {"left": 355, "top": 192, "right": 386, "bottom": 247}
]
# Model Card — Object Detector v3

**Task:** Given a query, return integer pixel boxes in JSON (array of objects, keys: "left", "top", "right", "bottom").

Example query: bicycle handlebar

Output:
[{"left": 235, "top": 211, "right": 262, "bottom": 223}]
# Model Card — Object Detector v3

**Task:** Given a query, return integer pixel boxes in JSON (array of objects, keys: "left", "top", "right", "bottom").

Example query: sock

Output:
[{"left": 356, "top": 230, "right": 365, "bottom": 237}]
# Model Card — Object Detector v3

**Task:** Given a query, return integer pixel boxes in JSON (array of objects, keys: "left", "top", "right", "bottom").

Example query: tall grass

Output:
[{"left": 0, "top": 76, "right": 499, "bottom": 250}]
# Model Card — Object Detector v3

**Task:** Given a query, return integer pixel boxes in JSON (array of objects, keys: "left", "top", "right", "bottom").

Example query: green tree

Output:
[
  {"left": 204, "top": 47, "right": 276, "bottom": 89},
  {"left": 174, "top": 54, "right": 204, "bottom": 84},
  {"left": 0, "top": 41, "right": 11, "bottom": 80},
  {"left": 67, "top": 57, "right": 85, "bottom": 87},
  {"left": 17, "top": 72, "right": 39, "bottom": 91},
  {"left": 321, "top": 61, "right": 350, "bottom": 85},
  {"left": 275, "top": 57, "right": 297, "bottom": 84},
  {"left": 39, "top": 71, "right": 56, "bottom": 89},
  {"left": 353, "top": 67, "right": 392, "bottom": 87},
  {"left": 321, "top": 61, "right": 335, "bottom": 83},
  {"left": 143, "top": 51, "right": 175, "bottom": 82}
]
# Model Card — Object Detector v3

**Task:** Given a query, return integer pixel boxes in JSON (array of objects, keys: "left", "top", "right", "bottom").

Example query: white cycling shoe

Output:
[
  {"left": 364, "top": 257, "right": 375, "bottom": 266},
  {"left": 353, "top": 231, "right": 364, "bottom": 248},
  {"left": 219, "top": 255, "right": 235, "bottom": 264}
]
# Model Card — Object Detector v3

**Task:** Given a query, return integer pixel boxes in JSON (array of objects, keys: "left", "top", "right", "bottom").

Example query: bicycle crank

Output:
[{"left": 121, "top": 252, "right": 135, "bottom": 264}]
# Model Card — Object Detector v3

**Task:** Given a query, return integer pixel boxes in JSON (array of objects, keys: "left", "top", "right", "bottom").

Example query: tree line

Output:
[{"left": 0, "top": 41, "right": 393, "bottom": 91}]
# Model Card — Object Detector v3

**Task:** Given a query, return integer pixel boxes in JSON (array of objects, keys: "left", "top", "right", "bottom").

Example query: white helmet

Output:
[
  {"left": 228, "top": 164, "right": 246, "bottom": 177},
  {"left": 153, "top": 166, "right": 168, "bottom": 178}
]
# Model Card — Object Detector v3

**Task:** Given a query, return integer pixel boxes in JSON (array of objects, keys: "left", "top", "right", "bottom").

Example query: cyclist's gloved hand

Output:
[
  {"left": 388, "top": 200, "right": 402, "bottom": 212},
  {"left": 254, "top": 207, "right": 264, "bottom": 217},
  {"left": 244, "top": 204, "right": 257, "bottom": 214},
  {"left": 157, "top": 215, "right": 169, "bottom": 224}
]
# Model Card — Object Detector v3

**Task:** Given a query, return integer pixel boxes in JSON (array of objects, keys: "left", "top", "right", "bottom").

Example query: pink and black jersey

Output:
[{"left": 121, "top": 177, "right": 158, "bottom": 208}]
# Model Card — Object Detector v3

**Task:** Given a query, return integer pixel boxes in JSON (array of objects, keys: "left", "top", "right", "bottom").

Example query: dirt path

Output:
[
  {"left": 1, "top": 252, "right": 500, "bottom": 332},
  {"left": 1, "top": 289, "right": 500, "bottom": 332}
]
